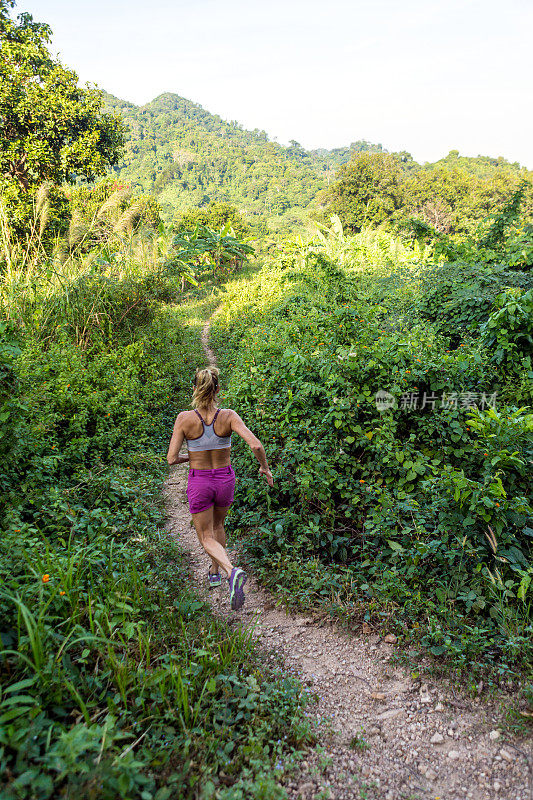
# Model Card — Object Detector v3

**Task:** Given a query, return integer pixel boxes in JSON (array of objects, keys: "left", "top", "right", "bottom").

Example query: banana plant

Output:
[{"left": 164, "top": 222, "right": 254, "bottom": 286}]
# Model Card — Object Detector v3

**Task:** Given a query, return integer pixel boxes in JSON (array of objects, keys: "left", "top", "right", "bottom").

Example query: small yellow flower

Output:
[
  {"left": 42, "top": 574, "right": 50, "bottom": 583},
  {"left": 60, "top": 590, "right": 66, "bottom": 595}
]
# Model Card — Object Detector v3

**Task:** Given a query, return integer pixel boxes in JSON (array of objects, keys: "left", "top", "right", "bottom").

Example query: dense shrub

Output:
[
  {"left": 212, "top": 238, "right": 533, "bottom": 678},
  {"left": 1, "top": 268, "right": 313, "bottom": 798},
  {"left": 417, "top": 261, "right": 533, "bottom": 340}
]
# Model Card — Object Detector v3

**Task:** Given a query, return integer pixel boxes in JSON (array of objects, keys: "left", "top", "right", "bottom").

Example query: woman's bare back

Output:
[{"left": 182, "top": 408, "right": 233, "bottom": 469}]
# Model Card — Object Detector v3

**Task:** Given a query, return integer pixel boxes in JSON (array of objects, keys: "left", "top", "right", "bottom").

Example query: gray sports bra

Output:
[{"left": 186, "top": 409, "right": 232, "bottom": 452}]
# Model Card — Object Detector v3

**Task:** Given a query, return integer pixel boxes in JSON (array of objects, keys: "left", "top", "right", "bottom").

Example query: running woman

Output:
[{"left": 166, "top": 366, "right": 273, "bottom": 610}]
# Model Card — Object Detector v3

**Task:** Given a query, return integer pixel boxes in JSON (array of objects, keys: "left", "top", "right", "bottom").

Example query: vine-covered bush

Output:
[
  {"left": 416, "top": 261, "right": 533, "bottom": 339},
  {"left": 481, "top": 287, "right": 533, "bottom": 379},
  {"left": 212, "top": 240, "right": 533, "bottom": 678}
]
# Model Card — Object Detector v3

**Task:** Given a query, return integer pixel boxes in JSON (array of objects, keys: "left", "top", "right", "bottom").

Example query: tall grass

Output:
[{"left": 0, "top": 191, "right": 180, "bottom": 346}]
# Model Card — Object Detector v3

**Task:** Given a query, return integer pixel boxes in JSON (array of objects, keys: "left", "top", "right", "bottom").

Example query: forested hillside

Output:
[
  {"left": 103, "top": 91, "right": 330, "bottom": 226},
  {"left": 106, "top": 91, "right": 533, "bottom": 238}
]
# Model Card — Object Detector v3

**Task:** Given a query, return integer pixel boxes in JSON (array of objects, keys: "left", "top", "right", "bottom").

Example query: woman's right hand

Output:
[{"left": 259, "top": 467, "right": 274, "bottom": 487}]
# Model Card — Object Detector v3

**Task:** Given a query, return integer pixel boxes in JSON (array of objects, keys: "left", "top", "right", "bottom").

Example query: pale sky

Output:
[{"left": 22, "top": 0, "right": 533, "bottom": 167}]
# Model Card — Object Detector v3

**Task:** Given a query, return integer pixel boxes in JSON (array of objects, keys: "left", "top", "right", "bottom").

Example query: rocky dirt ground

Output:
[{"left": 163, "top": 321, "right": 532, "bottom": 800}]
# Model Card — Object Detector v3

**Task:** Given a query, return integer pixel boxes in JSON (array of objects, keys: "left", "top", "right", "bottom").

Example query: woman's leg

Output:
[
  {"left": 205, "top": 505, "right": 230, "bottom": 575},
  {"left": 191, "top": 506, "right": 233, "bottom": 578},
  {"left": 213, "top": 505, "right": 230, "bottom": 562},
  {"left": 213, "top": 504, "right": 247, "bottom": 611}
]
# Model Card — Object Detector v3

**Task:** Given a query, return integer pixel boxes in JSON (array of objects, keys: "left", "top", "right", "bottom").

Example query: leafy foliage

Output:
[
  {"left": 212, "top": 224, "right": 533, "bottom": 680},
  {"left": 480, "top": 288, "right": 533, "bottom": 376},
  {"left": 319, "top": 152, "right": 404, "bottom": 233},
  {"left": 322, "top": 150, "right": 533, "bottom": 239},
  {"left": 0, "top": 2, "right": 125, "bottom": 239},
  {"left": 0, "top": 225, "right": 312, "bottom": 799},
  {"left": 166, "top": 223, "right": 254, "bottom": 284},
  {"left": 416, "top": 261, "right": 533, "bottom": 341},
  {"left": 0, "top": 319, "right": 22, "bottom": 465},
  {"left": 174, "top": 201, "right": 256, "bottom": 240}
]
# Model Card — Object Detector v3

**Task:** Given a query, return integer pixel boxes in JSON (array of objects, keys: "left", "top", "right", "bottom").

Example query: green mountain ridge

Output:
[
  {"left": 104, "top": 92, "right": 314, "bottom": 219},
  {"left": 104, "top": 91, "right": 530, "bottom": 228},
  {"left": 103, "top": 91, "right": 392, "bottom": 224}
]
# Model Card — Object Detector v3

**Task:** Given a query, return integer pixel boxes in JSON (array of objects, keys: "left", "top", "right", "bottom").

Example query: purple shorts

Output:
[{"left": 187, "top": 465, "right": 236, "bottom": 515}]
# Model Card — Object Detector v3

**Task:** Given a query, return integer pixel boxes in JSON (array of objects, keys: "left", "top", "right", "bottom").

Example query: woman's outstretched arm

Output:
[
  {"left": 167, "top": 413, "right": 190, "bottom": 465},
  {"left": 230, "top": 411, "right": 274, "bottom": 486}
]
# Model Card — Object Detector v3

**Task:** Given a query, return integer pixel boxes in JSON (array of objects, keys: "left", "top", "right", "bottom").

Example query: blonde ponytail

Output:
[{"left": 192, "top": 367, "right": 220, "bottom": 409}]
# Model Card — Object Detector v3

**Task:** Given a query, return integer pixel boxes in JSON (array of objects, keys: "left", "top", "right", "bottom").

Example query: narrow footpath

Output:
[{"left": 164, "top": 319, "right": 532, "bottom": 800}]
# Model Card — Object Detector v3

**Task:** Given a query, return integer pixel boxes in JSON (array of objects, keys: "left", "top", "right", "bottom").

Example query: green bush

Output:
[
  {"left": 1, "top": 260, "right": 313, "bottom": 798},
  {"left": 481, "top": 287, "right": 533, "bottom": 381},
  {"left": 212, "top": 238, "right": 533, "bottom": 679},
  {"left": 417, "top": 261, "right": 533, "bottom": 339},
  {"left": 0, "top": 321, "right": 22, "bottom": 472}
]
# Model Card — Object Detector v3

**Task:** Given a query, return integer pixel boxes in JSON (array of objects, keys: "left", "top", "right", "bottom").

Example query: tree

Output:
[
  {"left": 322, "top": 152, "right": 403, "bottom": 233},
  {"left": 0, "top": 1, "right": 125, "bottom": 238},
  {"left": 401, "top": 165, "right": 530, "bottom": 236},
  {"left": 173, "top": 202, "right": 252, "bottom": 239},
  {"left": 287, "top": 140, "right": 307, "bottom": 162}
]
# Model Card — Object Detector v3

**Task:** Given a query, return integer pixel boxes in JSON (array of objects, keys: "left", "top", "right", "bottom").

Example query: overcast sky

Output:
[{"left": 22, "top": 0, "right": 533, "bottom": 166}]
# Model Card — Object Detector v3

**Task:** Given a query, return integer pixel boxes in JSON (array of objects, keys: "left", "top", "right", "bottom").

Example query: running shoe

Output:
[
  {"left": 228, "top": 567, "right": 247, "bottom": 610},
  {"left": 208, "top": 569, "right": 222, "bottom": 588}
]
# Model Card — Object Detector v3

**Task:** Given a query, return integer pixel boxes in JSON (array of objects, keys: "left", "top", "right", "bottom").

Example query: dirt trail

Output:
[
  {"left": 164, "top": 319, "right": 532, "bottom": 800},
  {"left": 200, "top": 319, "right": 218, "bottom": 367}
]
